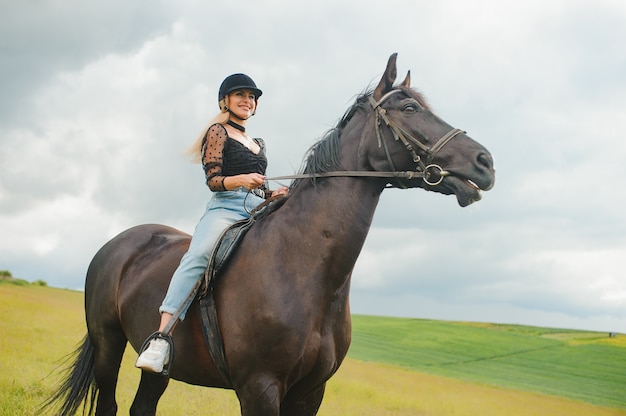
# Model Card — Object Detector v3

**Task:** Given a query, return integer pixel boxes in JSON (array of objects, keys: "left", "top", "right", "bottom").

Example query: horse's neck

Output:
[{"left": 287, "top": 177, "right": 383, "bottom": 277}]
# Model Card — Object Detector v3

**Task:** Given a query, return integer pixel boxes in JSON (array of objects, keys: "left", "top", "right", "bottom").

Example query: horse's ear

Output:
[
  {"left": 374, "top": 53, "right": 398, "bottom": 100},
  {"left": 400, "top": 70, "right": 411, "bottom": 88}
]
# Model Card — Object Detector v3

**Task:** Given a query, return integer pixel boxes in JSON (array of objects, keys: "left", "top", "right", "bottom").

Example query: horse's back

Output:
[{"left": 84, "top": 224, "right": 191, "bottom": 348}]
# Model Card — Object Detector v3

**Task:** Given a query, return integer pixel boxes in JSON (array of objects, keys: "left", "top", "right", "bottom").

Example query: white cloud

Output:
[{"left": 1, "top": 0, "right": 626, "bottom": 332}]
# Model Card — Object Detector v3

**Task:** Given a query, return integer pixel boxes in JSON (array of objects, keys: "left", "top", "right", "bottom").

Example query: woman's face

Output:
[{"left": 227, "top": 89, "right": 257, "bottom": 120}]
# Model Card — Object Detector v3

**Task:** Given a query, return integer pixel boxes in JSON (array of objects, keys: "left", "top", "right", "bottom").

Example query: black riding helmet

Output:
[{"left": 218, "top": 73, "right": 263, "bottom": 102}]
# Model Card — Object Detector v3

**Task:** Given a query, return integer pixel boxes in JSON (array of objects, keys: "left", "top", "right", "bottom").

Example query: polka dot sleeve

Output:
[{"left": 201, "top": 123, "right": 228, "bottom": 191}]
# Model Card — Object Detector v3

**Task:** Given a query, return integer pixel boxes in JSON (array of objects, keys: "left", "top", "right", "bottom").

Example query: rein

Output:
[
  {"left": 268, "top": 170, "right": 423, "bottom": 181},
  {"left": 267, "top": 89, "right": 464, "bottom": 187}
]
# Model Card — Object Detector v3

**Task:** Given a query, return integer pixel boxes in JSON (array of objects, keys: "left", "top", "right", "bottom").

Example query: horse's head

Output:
[{"left": 363, "top": 53, "right": 495, "bottom": 206}]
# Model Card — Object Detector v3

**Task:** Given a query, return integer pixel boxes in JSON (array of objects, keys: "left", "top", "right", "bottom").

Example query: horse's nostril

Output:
[{"left": 478, "top": 152, "right": 493, "bottom": 170}]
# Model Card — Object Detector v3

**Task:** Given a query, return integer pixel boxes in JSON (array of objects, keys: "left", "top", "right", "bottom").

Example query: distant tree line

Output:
[{"left": 0, "top": 270, "right": 47, "bottom": 287}]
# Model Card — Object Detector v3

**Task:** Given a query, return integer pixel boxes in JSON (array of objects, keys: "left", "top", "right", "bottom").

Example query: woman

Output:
[{"left": 135, "top": 73, "right": 287, "bottom": 373}]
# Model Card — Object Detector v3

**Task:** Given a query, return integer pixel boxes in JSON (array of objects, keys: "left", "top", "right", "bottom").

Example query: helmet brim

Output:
[{"left": 222, "top": 85, "right": 263, "bottom": 100}]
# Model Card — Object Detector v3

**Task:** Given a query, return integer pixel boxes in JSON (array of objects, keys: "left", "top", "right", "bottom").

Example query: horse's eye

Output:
[{"left": 402, "top": 103, "right": 420, "bottom": 114}]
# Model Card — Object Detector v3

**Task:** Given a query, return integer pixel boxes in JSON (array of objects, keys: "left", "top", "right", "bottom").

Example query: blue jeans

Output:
[{"left": 159, "top": 188, "right": 264, "bottom": 319}]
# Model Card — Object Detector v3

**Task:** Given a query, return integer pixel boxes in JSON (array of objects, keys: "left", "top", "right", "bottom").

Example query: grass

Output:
[
  {"left": 1, "top": 284, "right": 625, "bottom": 415},
  {"left": 0, "top": 284, "right": 85, "bottom": 415},
  {"left": 348, "top": 315, "right": 626, "bottom": 409}
]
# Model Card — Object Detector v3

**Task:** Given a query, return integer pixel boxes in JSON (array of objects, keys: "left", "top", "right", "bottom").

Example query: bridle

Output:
[
  {"left": 368, "top": 89, "right": 465, "bottom": 186},
  {"left": 268, "top": 88, "right": 464, "bottom": 187}
]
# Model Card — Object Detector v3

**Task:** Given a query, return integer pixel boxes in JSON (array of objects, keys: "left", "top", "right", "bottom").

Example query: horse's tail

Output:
[{"left": 39, "top": 334, "right": 98, "bottom": 416}]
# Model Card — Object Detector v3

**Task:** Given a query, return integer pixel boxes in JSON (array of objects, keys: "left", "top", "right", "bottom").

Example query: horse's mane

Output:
[{"left": 290, "top": 89, "right": 372, "bottom": 190}]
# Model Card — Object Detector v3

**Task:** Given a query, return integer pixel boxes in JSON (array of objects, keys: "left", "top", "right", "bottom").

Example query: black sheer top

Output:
[{"left": 201, "top": 123, "right": 268, "bottom": 192}]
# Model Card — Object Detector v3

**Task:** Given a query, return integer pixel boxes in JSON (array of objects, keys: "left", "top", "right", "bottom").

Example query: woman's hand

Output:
[
  {"left": 272, "top": 186, "right": 289, "bottom": 197},
  {"left": 225, "top": 173, "right": 266, "bottom": 190}
]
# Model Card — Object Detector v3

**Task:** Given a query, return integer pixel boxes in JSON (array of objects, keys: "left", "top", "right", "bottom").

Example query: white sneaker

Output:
[{"left": 135, "top": 338, "right": 170, "bottom": 373}]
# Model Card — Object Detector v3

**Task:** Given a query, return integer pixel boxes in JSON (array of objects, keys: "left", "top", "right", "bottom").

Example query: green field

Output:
[
  {"left": 2, "top": 283, "right": 625, "bottom": 415},
  {"left": 349, "top": 315, "right": 626, "bottom": 409}
]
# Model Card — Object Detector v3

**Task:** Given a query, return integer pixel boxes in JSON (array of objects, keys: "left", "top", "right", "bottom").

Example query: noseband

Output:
[
  {"left": 369, "top": 89, "right": 464, "bottom": 186},
  {"left": 268, "top": 88, "right": 464, "bottom": 186}
]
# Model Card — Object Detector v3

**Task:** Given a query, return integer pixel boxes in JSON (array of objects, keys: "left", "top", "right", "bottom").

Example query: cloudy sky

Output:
[{"left": 2, "top": 0, "right": 625, "bottom": 333}]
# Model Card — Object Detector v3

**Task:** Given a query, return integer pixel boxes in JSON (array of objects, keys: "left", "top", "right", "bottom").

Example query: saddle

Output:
[
  {"left": 198, "top": 194, "right": 286, "bottom": 384},
  {"left": 196, "top": 216, "right": 254, "bottom": 384},
  {"left": 203, "top": 216, "right": 255, "bottom": 295},
  {"left": 141, "top": 194, "right": 286, "bottom": 378}
]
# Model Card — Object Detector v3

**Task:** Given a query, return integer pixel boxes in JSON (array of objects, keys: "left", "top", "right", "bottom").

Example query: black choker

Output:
[{"left": 227, "top": 120, "right": 246, "bottom": 133}]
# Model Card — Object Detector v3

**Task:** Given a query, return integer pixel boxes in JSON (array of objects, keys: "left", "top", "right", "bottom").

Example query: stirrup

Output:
[{"left": 138, "top": 331, "right": 175, "bottom": 376}]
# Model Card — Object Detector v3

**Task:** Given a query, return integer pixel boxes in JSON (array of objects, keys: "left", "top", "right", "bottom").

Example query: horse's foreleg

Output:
[
  {"left": 129, "top": 372, "right": 169, "bottom": 416},
  {"left": 237, "top": 376, "right": 282, "bottom": 416},
  {"left": 280, "top": 383, "right": 325, "bottom": 416}
]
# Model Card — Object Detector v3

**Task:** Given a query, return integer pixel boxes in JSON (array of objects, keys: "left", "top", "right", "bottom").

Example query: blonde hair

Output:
[{"left": 186, "top": 98, "right": 230, "bottom": 164}]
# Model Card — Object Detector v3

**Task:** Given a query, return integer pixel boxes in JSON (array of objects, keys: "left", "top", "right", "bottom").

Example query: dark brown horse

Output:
[{"left": 43, "top": 54, "right": 495, "bottom": 415}]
